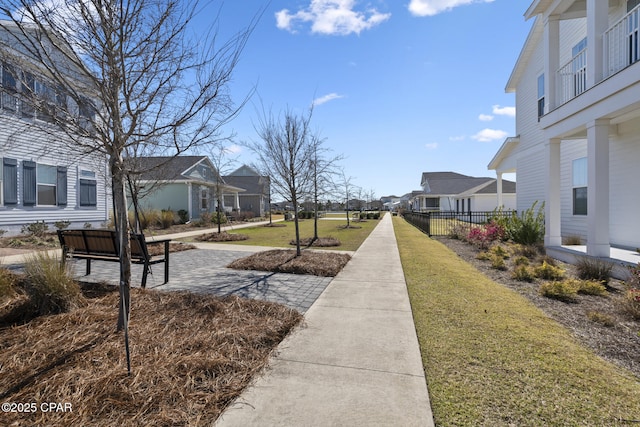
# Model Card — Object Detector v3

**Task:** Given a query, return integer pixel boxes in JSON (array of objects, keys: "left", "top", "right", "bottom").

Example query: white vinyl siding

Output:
[{"left": 560, "top": 140, "right": 588, "bottom": 240}]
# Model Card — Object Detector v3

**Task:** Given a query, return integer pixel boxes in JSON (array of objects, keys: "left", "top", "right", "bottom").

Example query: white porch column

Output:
[
  {"left": 496, "top": 172, "right": 503, "bottom": 208},
  {"left": 586, "top": 119, "right": 610, "bottom": 257},
  {"left": 586, "top": 0, "right": 608, "bottom": 85},
  {"left": 544, "top": 139, "right": 562, "bottom": 247},
  {"left": 544, "top": 15, "right": 560, "bottom": 112},
  {"left": 187, "top": 182, "right": 193, "bottom": 220},
  {"left": 235, "top": 192, "right": 240, "bottom": 211}
]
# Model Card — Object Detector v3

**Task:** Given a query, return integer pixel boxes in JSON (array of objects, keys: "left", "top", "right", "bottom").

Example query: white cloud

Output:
[
  {"left": 425, "top": 143, "right": 438, "bottom": 150},
  {"left": 225, "top": 144, "right": 242, "bottom": 154},
  {"left": 492, "top": 104, "right": 516, "bottom": 117},
  {"left": 478, "top": 114, "right": 493, "bottom": 122},
  {"left": 449, "top": 135, "right": 465, "bottom": 142},
  {"left": 276, "top": 0, "right": 391, "bottom": 35},
  {"left": 408, "top": 0, "right": 494, "bottom": 17},
  {"left": 471, "top": 128, "right": 508, "bottom": 142},
  {"left": 312, "top": 92, "right": 345, "bottom": 106}
]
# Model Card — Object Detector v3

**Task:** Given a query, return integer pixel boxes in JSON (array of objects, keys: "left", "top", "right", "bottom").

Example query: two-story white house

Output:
[
  {"left": 0, "top": 21, "right": 109, "bottom": 235},
  {"left": 489, "top": 1, "right": 640, "bottom": 262}
]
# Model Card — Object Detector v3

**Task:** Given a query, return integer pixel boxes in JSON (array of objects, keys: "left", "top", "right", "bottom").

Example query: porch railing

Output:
[
  {"left": 403, "top": 210, "right": 515, "bottom": 237},
  {"left": 556, "top": 48, "right": 587, "bottom": 106},
  {"left": 604, "top": 4, "right": 640, "bottom": 78}
]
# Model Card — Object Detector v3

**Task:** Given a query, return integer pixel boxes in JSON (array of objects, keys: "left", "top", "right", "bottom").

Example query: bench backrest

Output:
[{"left": 58, "top": 229, "right": 149, "bottom": 260}]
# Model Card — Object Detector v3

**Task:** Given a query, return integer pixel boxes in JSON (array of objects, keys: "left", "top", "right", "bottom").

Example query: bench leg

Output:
[
  {"left": 164, "top": 241, "right": 169, "bottom": 284},
  {"left": 141, "top": 262, "right": 149, "bottom": 289},
  {"left": 85, "top": 258, "right": 91, "bottom": 276}
]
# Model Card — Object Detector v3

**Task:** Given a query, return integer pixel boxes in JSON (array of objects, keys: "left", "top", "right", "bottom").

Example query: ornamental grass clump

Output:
[
  {"left": 575, "top": 256, "right": 613, "bottom": 286},
  {"left": 0, "top": 267, "right": 18, "bottom": 301},
  {"left": 23, "top": 252, "right": 85, "bottom": 315},
  {"left": 620, "top": 288, "right": 640, "bottom": 320}
]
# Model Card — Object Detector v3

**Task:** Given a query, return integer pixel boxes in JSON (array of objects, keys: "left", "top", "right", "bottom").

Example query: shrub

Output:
[
  {"left": 619, "top": 288, "right": 640, "bottom": 320},
  {"left": 177, "top": 209, "right": 189, "bottom": 224},
  {"left": 476, "top": 251, "right": 492, "bottom": 261},
  {"left": 159, "top": 210, "right": 176, "bottom": 229},
  {"left": 448, "top": 223, "right": 471, "bottom": 240},
  {"left": 513, "top": 256, "right": 530, "bottom": 266},
  {"left": 213, "top": 212, "right": 228, "bottom": 225},
  {"left": 534, "top": 261, "right": 565, "bottom": 281},
  {"left": 626, "top": 263, "right": 640, "bottom": 289},
  {"left": 23, "top": 252, "right": 85, "bottom": 315},
  {"left": 512, "top": 265, "right": 535, "bottom": 282},
  {"left": 21, "top": 221, "right": 49, "bottom": 237},
  {"left": 490, "top": 254, "right": 507, "bottom": 271},
  {"left": 490, "top": 244, "right": 510, "bottom": 259},
  {"left": 0, "top": 229, "right": 6, "bottom": 237},
  {"left": 575, "top": 257, "right": 613, "bottom": 285},
  {"left": 0, "top": 267, "right": 18, "bottom": 300},
  {"left": 54, "top": 220, "right": 71, "bottom": 230},
  {"left": 576, "top": 280, "right": 607, "bottom": 296},
  {"left": 539, "top": 280, "right": 578, "bottom": 302},
  {"left": 467, "top": 222, "right": 505, "bottom": 250},
  {"left": 563, "top": 235, "right": 582, "bottom": 245},
  {"left": 501, "top": 201, "right": 545, "bottom": 245},
  {"left": 586, "top": 310, "right": 615, "bottom": 327},
  {"left": 511, "top": 243, "right": 542, "bottom": 259},
  {"left": 83, "top": 222, "right": 93, "bottom": 229}
]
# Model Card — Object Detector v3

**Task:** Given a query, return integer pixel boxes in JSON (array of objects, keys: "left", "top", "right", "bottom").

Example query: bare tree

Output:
[
  {"left": 309, "top": 133, "right": 342, "bottom": 241},
  {"left": 0, "top": 0, "right": 259, "bottom": 336},
  {"left": 338, "top": 170, "right": 359, "bottom": 228},
  {"left": 248, "top": 106, "right": 315, "bottom": 256},
  {"left": 207, "top": 144, "right": 238, "bottom": 233}
]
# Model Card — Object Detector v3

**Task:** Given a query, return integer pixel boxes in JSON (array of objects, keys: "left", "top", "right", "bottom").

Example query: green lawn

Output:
[
  {"left": 186, "top": 216, "right": 381, "bottom": 252},
  {"left": 393, "top": 216, "right": 640, "bottom": 426}
]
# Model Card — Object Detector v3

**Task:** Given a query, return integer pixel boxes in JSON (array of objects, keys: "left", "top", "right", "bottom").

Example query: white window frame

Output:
[
  {"left": 572, "top": 157, "right": 587, "bottom": 216},
  {"left": 537, "top": 73, "right": 545, "bottom": 118},
  {"left": 36, "top": 163, "right": 58, "bottom": 206}
]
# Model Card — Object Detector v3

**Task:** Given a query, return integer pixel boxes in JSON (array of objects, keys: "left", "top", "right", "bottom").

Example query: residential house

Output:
[
  {"left": 0, "top": 21, "right": 109, "bottom": 235},
  {"left": 222, "top": 165, "right": 269, "bottom": 218},
  {"left": 489, "top": 1, "right": 640, "bottom": 258},
  {"left": 128, "top": 156, "right": 243, "bottom": 221},
  {"left": 411, "top": 172, "right": 516, "bottom": 212}
]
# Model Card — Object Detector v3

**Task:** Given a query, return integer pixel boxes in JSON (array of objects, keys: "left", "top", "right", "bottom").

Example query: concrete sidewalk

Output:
[{"left": 215, "top": 213, "right": 434, "bottom": 426}]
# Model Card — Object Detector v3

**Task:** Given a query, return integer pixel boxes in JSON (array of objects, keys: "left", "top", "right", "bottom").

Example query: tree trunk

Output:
[
  {"left": 111, "top": 158, "right": 132, "bottom": 332},
  {"left": 293, "top": 199, "right": 301, "bottom": 256}
]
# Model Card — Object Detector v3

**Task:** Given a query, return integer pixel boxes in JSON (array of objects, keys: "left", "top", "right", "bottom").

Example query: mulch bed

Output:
[
  {"left": 228, "top": 249, "right": 351, "bottom": 277},
  {"left": 195, "top": 232, "right": 249, "bottom": 242},
  {"left": 290, "top": 237, "right": 341, "bottom": 247},
  {"left": 0, "top": 283, "right": 302, "bottom": 426},
  {"left": 435, "top": 237, "right": 640, "bottom": 378}
]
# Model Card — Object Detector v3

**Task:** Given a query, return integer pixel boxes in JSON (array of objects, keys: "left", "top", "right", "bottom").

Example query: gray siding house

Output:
[
  {"left": 222, "top": 165, "right": 270, "bottom": 218},
  {"left": 0, "top": 21, "right": 109, "bottom": 235}
]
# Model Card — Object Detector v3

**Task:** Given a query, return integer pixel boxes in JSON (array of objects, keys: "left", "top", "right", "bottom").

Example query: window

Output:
[
  {"left": 200, "top": 187, "right": 209, "bottom": 210},
  {"left": 572, "top": 157, "right": 587, "bottom": 215},
  {"left": 20, "top": 71, "right": 35, "bottom": 119},
  {"left": 79, "top": 169, "right": 97, "bottom": 207},
  {"left": 36, "top": 164, "right": 57, "bottom": 206},
  {"left": 537, "top": 74, "right": 545, "bottom": 118},
  {"left": 628, "top": 0, "right": 640, "bottom": 13},
  {"left": 22, "top": 162, "right": 67, "bottom": 206},
  {"left": 425, "top": 198, "right": 439, "bottom": 210},
  {"left": 629, "top": 1, "right": 640, "bottom": 65},
  {"left": 1, "top": 62, "right": 18, "bottom": 112}
]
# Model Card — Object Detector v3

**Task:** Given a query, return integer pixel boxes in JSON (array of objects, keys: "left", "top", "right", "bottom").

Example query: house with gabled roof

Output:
[
  {"left": 127, "top": 156, "right": 244, "bottom": 221},
  {"left": 489, "top": 1, "right": 640, "bottom": 259},
  {"left": 411, "top": 172, "right": 516, "bottom": 212},
  {"left": 222, "top": 165, "right": 269, "bottom": 217}
]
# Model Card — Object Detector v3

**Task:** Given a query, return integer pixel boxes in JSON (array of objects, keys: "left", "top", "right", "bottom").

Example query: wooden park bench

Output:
[{"left": 57, "top": 229, "right": 170, "bottom": 288}]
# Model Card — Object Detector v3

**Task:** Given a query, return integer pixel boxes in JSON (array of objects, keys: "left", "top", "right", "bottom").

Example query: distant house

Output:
[
  {"left": 489, "top": 1, "right": 640, "bottom": 256},
  {"left": 222, "top": 165, "right": 270, "bottom": 218},
  {"left": 410, "top": 172, "right": 516, "bottom": 212},
  {"left": 0, "top": 21, "right": 109, "bottom": 235},
  {"left": 128, "top": 156, "right": 244, "bottom": 221}
]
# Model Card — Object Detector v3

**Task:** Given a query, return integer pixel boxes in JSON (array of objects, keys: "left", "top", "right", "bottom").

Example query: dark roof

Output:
[
  {"left": 126, "top": 156, "right": 209, "bottom": 181},
  {"left": 222, "top": 175, "right": 267, "bottom": 195},
  {"left": 476, "top": 180, "right": 516, "bottom": 194},
  {"left": 420, "top": 172, "right": 494, "bottom": 195}
]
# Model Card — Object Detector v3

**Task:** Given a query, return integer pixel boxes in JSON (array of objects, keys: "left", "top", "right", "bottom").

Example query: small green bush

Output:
[
  {"left": 513, "top": 256, "right": 530, "bottom": 266},
  {"left": 23, "top": 252, "right": 85, "bottom": 315},
  {"left": 498, "top": 201, "right": 545, "bottom": 245},
  {"left": 577, "top": 280, "right": 607, "bottom": 296},
  {"left": 575, "top": 257, "right": 613, "bottom": 285},
  {"left": 54, "top": 220, "right": 71, "bottom": 230},
  {"left": 619, "top": 288, "right": 640, "bottom": 320},
  {"left": 21, "top": 221, "right": 49, "bottom": 237},
  {"left": 490, "top": 254, "right": 507, "bottom": 271},
  {"left": 0, "top": 267, "right": 18, "bottom": 300},
  {"left": 490, "top": 244, "right": 510, "bottom": 259},
  {"left": 534, "top": 261, "right": 565, "bottom": 281},
  {"left": 586, "top": 310, "right": 615, "bottom": 327},
  {"left": 512, "top": 265, "right": 535, "bottom": 282},
  {"left": 448, "top": 223, "right": 471, "bottom": 240},
  {"left": 476, "top": 251, "right": 492, "bottom": 261},
  {"left": 539, "top": 280, "right": 578, "bottom": 302},
  {"left": 177, "top": 209, "right": 189, "bottom": 224}
]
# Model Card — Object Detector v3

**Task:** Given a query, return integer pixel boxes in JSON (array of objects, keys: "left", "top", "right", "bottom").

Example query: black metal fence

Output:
[{"left": 403, "top": 210, "right": 515, "bottom": 237}]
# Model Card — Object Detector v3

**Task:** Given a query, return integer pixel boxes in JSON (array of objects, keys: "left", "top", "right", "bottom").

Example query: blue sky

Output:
[{"left": 206, "top": 0, "right": 534, "bottom": 197}]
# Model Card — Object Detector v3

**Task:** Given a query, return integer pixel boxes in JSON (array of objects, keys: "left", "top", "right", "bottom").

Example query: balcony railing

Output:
[
  {"left": 555, "top": 5, "right": 640, "bottom": 107},
  {"left": 604, "top": 4, "right": 640, "bottom": 78},
  {"left": 556, "top": 48, "right": 587, "bottom": 106}
]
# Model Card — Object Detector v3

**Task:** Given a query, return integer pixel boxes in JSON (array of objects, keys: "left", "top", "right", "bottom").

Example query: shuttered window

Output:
[
  {"left": 2, "top": 158, "right": 17, "bottom": 205},
  {"left": 22, "top": 160, "right": 36, "bottom": 206},
  {"left": 57, "top": 166, "right": 67, "bottom": 205}
]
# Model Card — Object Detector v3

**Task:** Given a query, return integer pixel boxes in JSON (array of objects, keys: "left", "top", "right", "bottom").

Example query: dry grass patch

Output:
[
  {"left": 228, "top": 249, "right": 350, "bottom": 277},
  {"left": 0, "top": 283, "right": 302, "bottom": 426}
]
